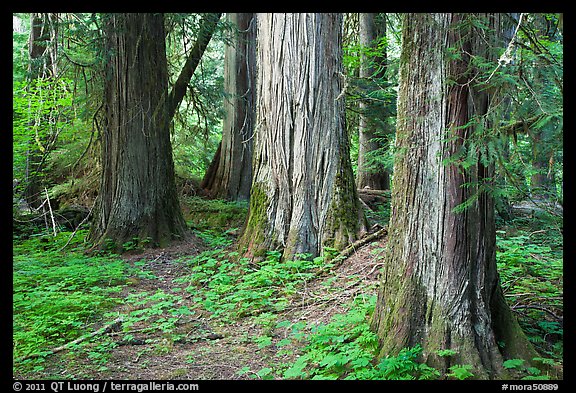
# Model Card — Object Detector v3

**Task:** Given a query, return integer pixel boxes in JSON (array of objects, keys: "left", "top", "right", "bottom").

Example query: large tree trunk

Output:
[
  {"left": 370, "top": 13, "right": 538, "bottom": 379},
  {"left": 239, "top": 13, "right": 367, "bottom": 261},
  {"left": 356, "top": 13, "right": 390, "bottom": 190},
  {"left": 90, "top": 13, "right": 186, "bottom": 250},
  {"left": 201, "top": 13, "right": 255, "bottom": 201}
]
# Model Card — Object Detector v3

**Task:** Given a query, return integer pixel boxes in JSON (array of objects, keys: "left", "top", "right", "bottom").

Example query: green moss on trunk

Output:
[
  {"left": 238, "top": 182, "right": 269, "bottom": 259},
  {"left": 323, "top": 145, "right": 368, "bottom": 253}
]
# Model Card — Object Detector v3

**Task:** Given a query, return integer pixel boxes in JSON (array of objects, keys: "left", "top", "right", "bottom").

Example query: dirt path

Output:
[{"left": 25, "top": 234, "right": 386, "bottom": 380}]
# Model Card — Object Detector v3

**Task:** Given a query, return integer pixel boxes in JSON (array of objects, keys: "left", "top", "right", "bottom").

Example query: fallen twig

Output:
[
  {"left": 366, "top": 262, "right": 385, "bottom": 276},
  {"left": 57, "top": 201, "right": 95, "bottom": 252},
  {"left": 44, "top": 187, "right": 57, "bottom": 237}
]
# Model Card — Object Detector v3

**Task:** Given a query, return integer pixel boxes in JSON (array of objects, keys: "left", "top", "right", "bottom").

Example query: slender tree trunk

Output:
[
  {"left": 167, "top": 13, "right": 222, "bottom": 121},
  {"left": 24, "top": 13, "right": 57, "bottom": 209},
  {"left": 370, "top": 13, "right": 538, "bottom": 379},
  {"left": 201, "top": 13, "right": 255, "bottom": 201},
  {"left": 529, "top": 130, "right": 556, "bottom": 200},
  {"left": 356, "top": 13, "right": 390, "bottom": 190},
  {"left": 528, "top": 107, "right": 556, "bottom": 201},
  {"left": 239, "top": 13, "right": 367, "bottom": 261},
  {"left": 90, "top": 13, "right": 186, "bottom": 250}
]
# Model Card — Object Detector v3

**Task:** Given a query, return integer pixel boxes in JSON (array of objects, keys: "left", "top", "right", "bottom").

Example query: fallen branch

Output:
[
  {"left": 330, "top": 226, "right": 388, "bottom": 267},
  {"left": 357, "top": 189, "right": 390, "bottom": 196},
  {"left": 44, "top": 187, "right": 57, "bottom": 237},
  {"left": 366, "top": 262, "right": 386, "bottom": 276},
  {"left": 308, "top": 226, "right": 388, "bottom": 285},
  {"left": 57, "top": 201, "right": 95, "bottom": 252},
  {"left": 17, "top": 317, "right": 123, "bottom": 362},
  {"left": 511, "top": 304, "right": 563, "bottom": 322},
  {"left": 358, "top": 197, "right": 372, "bottom": 212}
]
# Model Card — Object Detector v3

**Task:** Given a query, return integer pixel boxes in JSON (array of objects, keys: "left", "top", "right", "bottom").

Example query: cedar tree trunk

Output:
[
  {"left": 370, "top": 13, "right": 539, "bottom": 379},
  {"left": 90, "top": 13, "right": 186, "bottom": 250},
  {"left": 201, "top": 13, "right": 256, "bottom": 201},
  {"left": 239, "top": 13, "right": 367, "bottom": 261}
]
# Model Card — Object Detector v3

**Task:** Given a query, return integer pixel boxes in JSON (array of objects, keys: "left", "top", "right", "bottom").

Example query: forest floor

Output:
[
  {"left": 88, "top": 237, "right": 384, "bottom": 380},
  {"left": 13, "top": 196, "right": 387, "bottom": 380},
  {"left": 13, "top": 194, "right": 563, "bottom": 381}
]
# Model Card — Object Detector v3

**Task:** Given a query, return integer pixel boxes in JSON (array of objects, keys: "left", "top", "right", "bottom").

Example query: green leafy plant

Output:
[
  {"left": 121, "top": 237, "right": 153, "bottom": 253},
  {"left": 13, "top": 230, "right": 128, "bottom": 374},
  {"left": 174, "top": 249, "right": 326, "bottom": 321},
  {"left": 184, "top": 196, "right": 248, "bottom": 233},
  {"left": 274, "top": 296, "right": 440, "bottom": 380},
  {"left": 502, "top": 358, "right": 552, "bottom": 380},
  {"left": 436, "top": 349, "right": 457, "bottom": 357},
  {"left": 447, "top": 364, "right": 474, "bottom": 380},
  {"left": 496, "top": 228, "right": 563, "bottom": 359}
]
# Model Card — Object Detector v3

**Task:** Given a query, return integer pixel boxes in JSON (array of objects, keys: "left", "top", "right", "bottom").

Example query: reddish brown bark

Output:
[
  {"left": 371, "top": 13, "right": 539, "bottom": 379},
  {"left": 90, "top": 13, "right": 186, "bottom": 250}
]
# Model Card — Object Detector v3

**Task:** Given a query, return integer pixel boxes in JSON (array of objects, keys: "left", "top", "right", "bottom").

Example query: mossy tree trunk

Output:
[
  {"left": 201, "top": 13, "right": 256, "bottom": 201},
  {"left": 239, "top": 13, "right": 367, "bottom": 261},
  {"left": 90, "top": 13, "right": 186, "bottom": 250},
  {"left": 370, "top": 13, "right": 539, "bottom": 379}
]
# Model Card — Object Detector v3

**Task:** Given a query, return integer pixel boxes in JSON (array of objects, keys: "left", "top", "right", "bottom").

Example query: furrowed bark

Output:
[
  {"left": 90, "top": 13, "right": 186, "bottom": 250},
  {"left": 201, "top": 13, "right": 255, "bottom": 201},
  {"left": 370, "top": 13, "right": 539, "bottom": 379},
  {"left": 239, "top": 13, "right": 367, "bottom": 261}
]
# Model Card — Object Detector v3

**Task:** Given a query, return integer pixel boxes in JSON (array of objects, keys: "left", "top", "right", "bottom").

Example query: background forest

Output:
[{"left": 13, "top": 13, "right": 563, "bottom": 381}]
